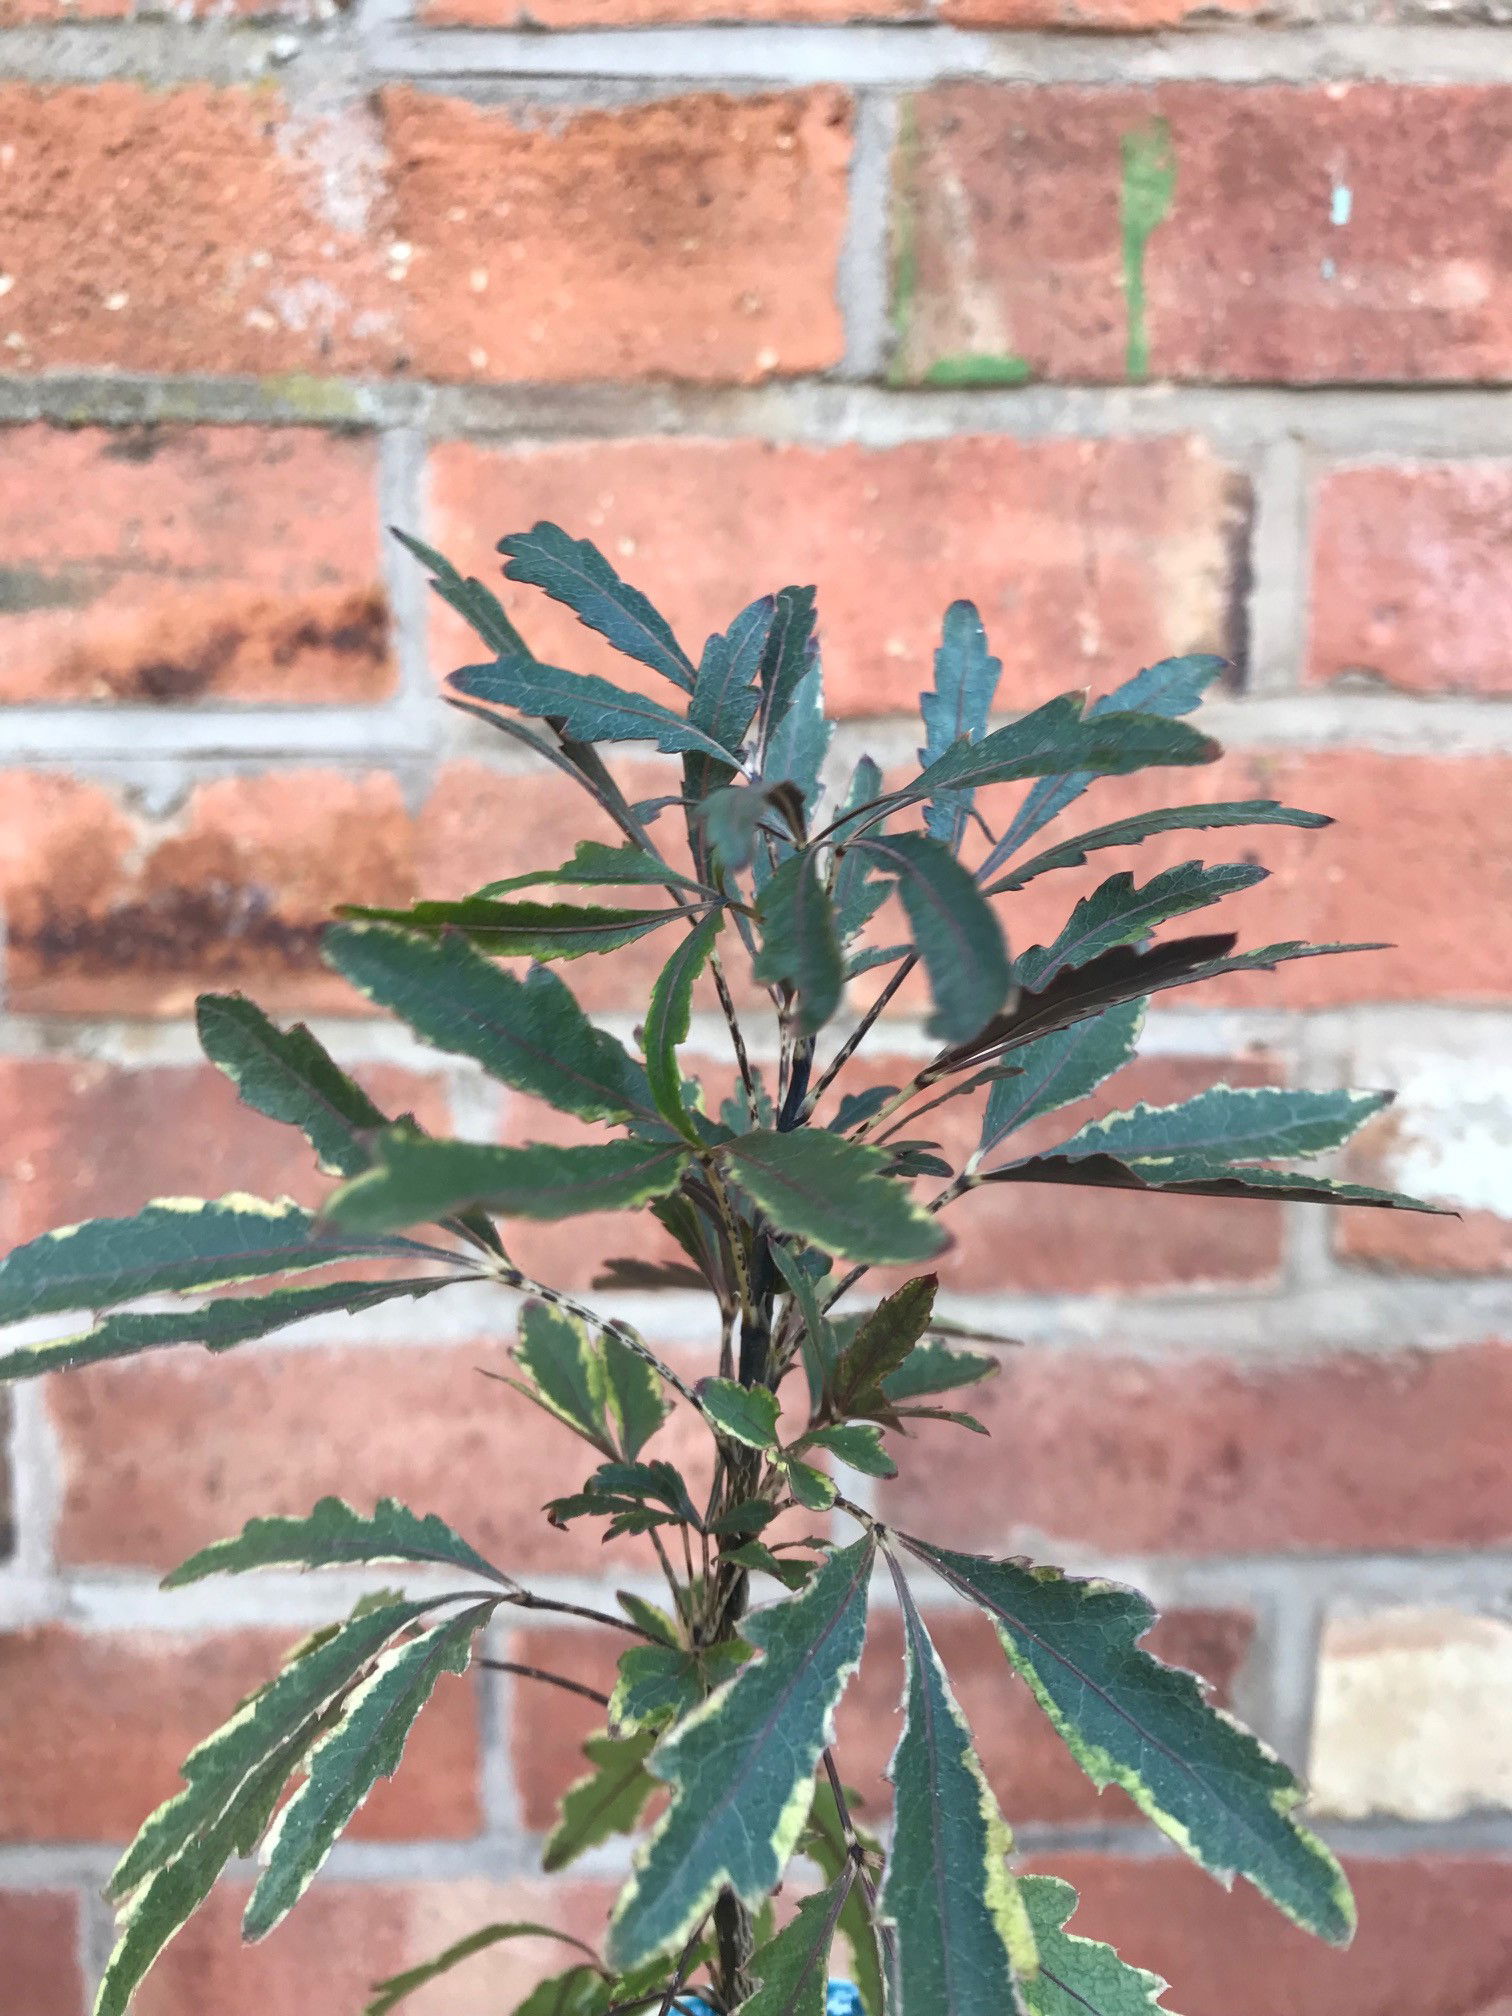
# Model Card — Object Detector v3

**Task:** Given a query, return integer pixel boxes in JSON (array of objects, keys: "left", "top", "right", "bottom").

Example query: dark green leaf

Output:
[
  {"left": 339, "top": 899, "right": 684, "bottom": 961},
  {"left": 832, "top": 760, "right": 890, "bottom": 947},
  {"left": 452, "top": 657, "right": 736, "bottom": 763},
  {"left": 994, "top": 799, "right": 1331, "bottom": 892},
  {"left": 0, "top": 1194, "right": 420, "bottom": 1328},
  {"left": 921, "top": 600, "right": 1002, "bottom": 850},
  {"left": 646, "top": 913, "right": 723, "bottom": 1137},
  {"left": 1014, "top": 863, "right": 1267, "bottom": 991},
  {"left": 723, "top": 1541, "right": 815, "bottom": 1591},
  {"left": 803, "top": 1779, "right": 886, "bottom": 2016},
  {"left": 245, "top": 1602, "right": 493, "bottom": 1939},
  {"left": 697, "top": 781, "right": 806, "bottom": 876},
  {"left": 763, "top": 664, "right": 832, "bottom": 809},
  {"left": 771, "top": 1241, "right": 838, "bottom": 1415},
  {"left": 476, "top": 839, "right": 708, "bottom": 899},
  {"left": 882, "top": 1339, "right": 999, "bottom": 1403},
  {"left": 856, "top": 831, "right": 1011, "bottom": 1042},
  {"left": 325, "top": 924, "right": 655, "bottom": 1124},
  {"left": 722, "top": 1130, "right": 947, "bottom": 1266},
  {"left": 324, "top": 1135, "right": 689, "bottom": 1237},
  {"left": 685, "top": 596, "right": 774, "bottom": 810},
  {"left": 392, "top": 527, "right": 528, "bottom": 658},
  {"left": 909, "top": 695, "right": 1217, "bottom": 808},
  {"left": 195, "top": 994, "right": 389, "bottom": 1179},
  {"left": 512, "top": 1965, "right": 614, "bottom": 2016},
  {"left": 544, "top": 1729, "right": 660, "bottom": 1872},
  {"left": 800, "top": 1423, "right": 895, "bottom": 1478},
  {"left": 1056, "top": 1084, "right": 1392, "bottom": 1165},
  {"left": 1019, "top": 1876, "right": 1175, "bottom": 2016},
  {"left": 981, "top": 1150, "right": 1444, "bottom": 1214},
  {"left": 783, "top": 1457, "right": 838, "bottom": 1511},
  {"left": 832, "top": 1275, "right": 939, "bottom": 1412},
  {"left": 603, "top": 1330, "right": 671, "bottom": 1460},
  {"left": 880, "top": 1555, "right": 1038, "bottom": 2013},
  {"left": 608, "top": 1535, "right": 875, "bottom": 1970},
  {"left": 700, "top": 1377, "right": 781, "bottom": 1450},
  {"left": 618, "top": 1592, "right": 682, "bottom": 1647},
  {"left": 979, "top": 1001, "right": 1144, "bottom": 1157},
  {"left": 758, "top": 585, "right": 819, "bottom": 741},
  {"left": 827, "top": 1086, "right": 898, "bottom": 1135},
  {"left": 367, "top": 1922, "right": 605, "bottom": 2016},
  {"left": 740, "top": 1879, "right": 849, "bottom": 2016},
  {"left": 514, "top": 1300, "right": 616, "bottom": 1455},
  {"left": 164, "top": 1497, "right": 507, "bottom": 1590},
  {"left": 908, "top": 1537, "right": 1356, "bottom": 1944},
  {"left": 755, "top": 851, "right": 844, "bottom": 1038},
  {"left": 499, "top": 521, "right": 695, "bottom": 692},
  {"left": 593, "top": 1257, "right": 707, "bottom": 1294},
  {"left": 0, "top": 1275, "right": 452, "bottom": 1382},
  {"left": 610, "top": 1642, "right": 748, "bottom": 1735}
]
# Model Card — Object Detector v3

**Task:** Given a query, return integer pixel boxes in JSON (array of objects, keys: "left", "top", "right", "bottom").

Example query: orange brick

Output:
[
  {"left": 425, "top": 0, "right": 913, "bottom": 18},
  {"left": 894, "top": 85, "right": 1512, "bottom": 384},
  {"left": 424, "top": 435, "right": 1247, "bottom": 719},
  {"left": 0, "top": 427, "right": 392, "bottom": 704},
  {"left": 942, "top": 0, "right": 1262, "bottom": 18},
  {"left": 1308, "top": 463, "right": 1512, "bottom": 696},
  {"left": 0, "top": 1623, "right": 479, "bottom": 1843},
  {"left": 837, "top": 1603, "right": 1253, "bottom": 1825},
  {"left": 0, "top": 1891, "right": 83, "bottom": 2016},
  {"left": 504, "top": 1625, "right": 626, "bottom": 1833},
  {"left": 878, "top": 1342, "right": 1512, "bottom": 1556}
]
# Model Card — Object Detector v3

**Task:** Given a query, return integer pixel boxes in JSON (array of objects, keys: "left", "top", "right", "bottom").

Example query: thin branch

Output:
[
  {"left": 483, "top": 1261, "right": 704, "bottom": 1412},
  {"left": 710, "top": 949, "right": 760, "bottom": 1122},
  {"left": 496, "top": 1588, "right": 661, "bottom": 1643},
  {"left": 801, "top": 955, "right": 919, "bottom": 1120},
  {"left": 478, "top": 1660, "right": 611, "bottom": 1709}
]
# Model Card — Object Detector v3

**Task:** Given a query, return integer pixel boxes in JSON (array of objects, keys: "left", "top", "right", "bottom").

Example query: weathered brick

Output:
[
  {"left": 133, "top": 1876, "right": 615, "bottom": 2016},
  {"left": 47, "top": 1338, "right": 703, "bottom": 1577},
  {"left": 425, "top": 0, "right": 913, "bottom": 19},
  {"left": 0, "top": 769, "right": 415, "bottom": 1015},
  {"left": 894, "top": 85, "right": 1512, "bottom": 384},
  {"left": 0, "top": 1057, "right": 450, "bottom": 1249},
  {"left": 941, "top": 0, "right": 1261, "bottom": 18},
  {"left": 1310, "top": 1608, "right": 1512, "bottom": 1821},
  {"left": 0, "top": 84, "right": 847, "bottom": 383},
  {"left": 878, "top": 1342, "right": 1512, "bottom": 1555},
  {"left": 0, "top": 426, "right": 391, "bottom": 704},
  {"left": 0, "top": 1623, "right": 479, "bottom": 1842},
  {"left": 1308, "top": 462, "right": 1512, "bottom": 697},
  {"left": 1021, "top": 1854, "right": 1512, "bottom": 2016},
  {"left": 424, "top": 435, "right": 1248, "bottom": 718},
  {"left": 0, "top": 1891, "right": 83, "bottom": 2016},
  {"left": 836, "top": 1602, "right": 1254, "bottom": 1825}
]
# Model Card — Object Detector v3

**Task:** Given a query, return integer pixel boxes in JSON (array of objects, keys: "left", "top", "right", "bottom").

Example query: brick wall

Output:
[{"left": 1, "top": 4, "right": 1510, "bottom": 2011}]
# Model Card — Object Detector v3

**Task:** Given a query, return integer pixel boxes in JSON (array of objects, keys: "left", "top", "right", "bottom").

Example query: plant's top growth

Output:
[{"left": 0, "top": 521, "right": 1439, "bottom": 2016}]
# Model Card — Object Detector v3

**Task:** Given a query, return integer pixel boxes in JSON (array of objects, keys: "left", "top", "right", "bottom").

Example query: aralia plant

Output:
[{"left": 0, "top": 522, "right": 1440, "bottom": 2016}]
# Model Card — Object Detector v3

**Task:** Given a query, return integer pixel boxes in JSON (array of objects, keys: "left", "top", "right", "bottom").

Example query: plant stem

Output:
[
  {"left": 713, "top": 1889, "right": 755, "bottom": 2009},
  {"left": 477, "top": 1660, "right": 611, "bottom": 1709},
  {"left": 801, "top": 955, "right": 919, "bottom": 1120}
]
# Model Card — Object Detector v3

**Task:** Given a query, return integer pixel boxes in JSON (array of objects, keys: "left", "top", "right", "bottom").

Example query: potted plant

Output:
[{"left": 0, "top": 523, "right": 1437, "bottom": 2016}]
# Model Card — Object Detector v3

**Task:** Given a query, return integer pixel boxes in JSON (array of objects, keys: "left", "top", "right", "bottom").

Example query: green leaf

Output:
[
  {"left": 685, "top": 596, "right": 774, "bottom": 810},
  {"left": 880, "top": 1556, "right": 1038, "bottom": 2013},
  {"left": 1019, "top": 1876, "right": 1175, "bottom": 2016},
  {"left": 755, "top": 851, "right": 844, "bottom": 1038},
  {"left": 476, "top": 839, "right": 709, "bottom": 899},
  {"left": 0, "top": 1274, "right": 452, "bottom": 1382},
  {"left": 700, "top": 1377, "right": 782, "bottom": 1450},
  {"left": 646, "top": 913, "right": 723, "bottom": 1137},
  {"left": 855, "top": 831, "right": 1011, "bottom": 1042},
  {"left": 544, "top": 1729, "right": 660, "bottom": 1873},
  {"left": 758, "top": 585, "right": 819, "bottom": 740},
  {"left": 832, "top": 761, "right": 890, "bottom": 947},
  {"left": 1015, "top": 863, "right": 1266, "bottom": 990},
  {"left": 392, "top": 526, "right": 528, "bottom": 658},
  {"left": 195, "top": 994, "right": 389, "bottom": 1179},
  {"left": 783, "top": 1457, "right": 838, "bottom": 1511},
  {"left": 514, "top": 1300, "right": 615, "bottom": 1455},
  {"left": 981, "top": 1150, "right": 1444, "bottom": 1214},
  {"left": 994, "top": 799, "right": 1331, "bottom": 892},
  {"left": 908, "top": 1537, "right": 1357, "bottom": 1945},
  {"left": 910, "top": 694, "right": 1218, "bottom": 806},
  {"left": 618, "top": 1591, "right": 682, "bottom": 1647},
  {"left": 771, "top": 1241, "right": 838, "bottom": 1415},
  {"left": 603, "top": 1329, "right": 671, "bottom": 1460},
  {"left": 981, "top": 654, "right": 1227, "bottom": 878},
  {"left": 980, "top": 1001, "right": 1144, "bottom": 1157},
  {"left": 107, "top": 1594, "right": 431, "bottom": 1905},
  {"left": 0, "top": 1194, "right": 418, "bottom": 1327},
  {"left": 803, "top": 1778, "right": 886, "bottom": 2016},
  {"left": 451, "top": 657, "right": 737, "bottom": 764},
  {"left": 611, "top": 1642, "right": 749, "bottom": 1734},
  {"left": 763, "top": 662, "right": 832, "bottom": 809},
  {"left": 881, "top": 1339, "right": 999, "bottom": 1404},
  {"left": 722, "top": 1130, "right": 948, "bottom": 1266},
  {"left": 739, "top": 1879, "right": 848, "bottom": 2016},
  {"left": 245, "top": 1602, "right": 493, "bottom": 1940},
  {"left": 339, "top": 898, "right": 684, "bottom": 961},
  {"left": 608, "top": 1534, "right": 875, "bottom": 1970},
  {"left": 831, "top": 1275, "right": 938, "bottom": 1413},
  {"left": 922, "top": 600, "right": 1002, "bottom": 850},
  {"left": 800, "top": 1423, "right": 896, "bottom": 1478},
  {"left": 366, "top": 1922, "right": 605, "bottom": 2016},
  {"left": 1055, "top": 1084, "right": 1391, "bottom": 1165},
  {"left": 324, "top": 1135, "right": 689, "bottom": 1237},
  {"left": 499, "top": 521, "right": 695, "bottom": 693},
  {"left": 697, "top": 780, "right": 806, "bottom": 876},
  {"left": 164, "top": 1497, "right": 507, "bottom": 1590},
  {"left": 325, "top": 924, "right": 654, "bottom": 1124}
]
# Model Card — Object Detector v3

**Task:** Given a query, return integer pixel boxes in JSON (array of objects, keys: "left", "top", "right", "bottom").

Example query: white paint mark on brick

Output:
[{"left": 1352, "top": 1047, "right": 1512, "bottom": 1216}]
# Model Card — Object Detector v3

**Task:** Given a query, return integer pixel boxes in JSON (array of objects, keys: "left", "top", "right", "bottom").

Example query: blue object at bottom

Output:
[{"left": 673, "top": 1988, "right": 862, "bottom": 2015}]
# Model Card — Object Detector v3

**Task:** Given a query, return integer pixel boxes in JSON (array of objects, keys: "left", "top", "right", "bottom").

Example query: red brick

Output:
[
  {"left": 424, "top": 435, "right": 1247, "bottom": 718},
  {"left": 1021, "top": 1855, "right": 1512, "bottom": 2016},
  {"left": 47, "top": 1338, "right": 703, "bottom": 1577},
  {"left": 878, "top": 1342, "right": 1512, "bottom": 1555},
  {"left": 0, "top": 85, "right": 847, "bottom": 383},
  {"left": 1308, "top": 462, "right": 1512, "bottom": 696},
  {"left": 0, "top": 1623, "right": 479, "bottom": 1843},
  {"left": 0, "top": 426, "right": 391, "bottom": 704},
  {"left": 133, "top": 1876, "right": 615, "bottom": 2016},
  {"left": 0, "top": 1058, "right": 450, "bottom": 1250},
  {"left": 836, "top": 1603, "right": 1253, "bottom": 1826},
  {"left": 425, "top": 0, "right": 913, "bottom": 19},
  {"left": 0, "top": 769, "right": 416, "bottom": 1015},
  {"left": 0, "top": 1891, "right": 84, "bottom": 2016},
  {"left": 894, "top": 85, "right": 1512, "bottom": 384},
  {"left": 941, "top": 0, "right": 1261, "bottom": 18},
  {"left": 504, "top": 1625, "right": 627, "bottom": 1833}
]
